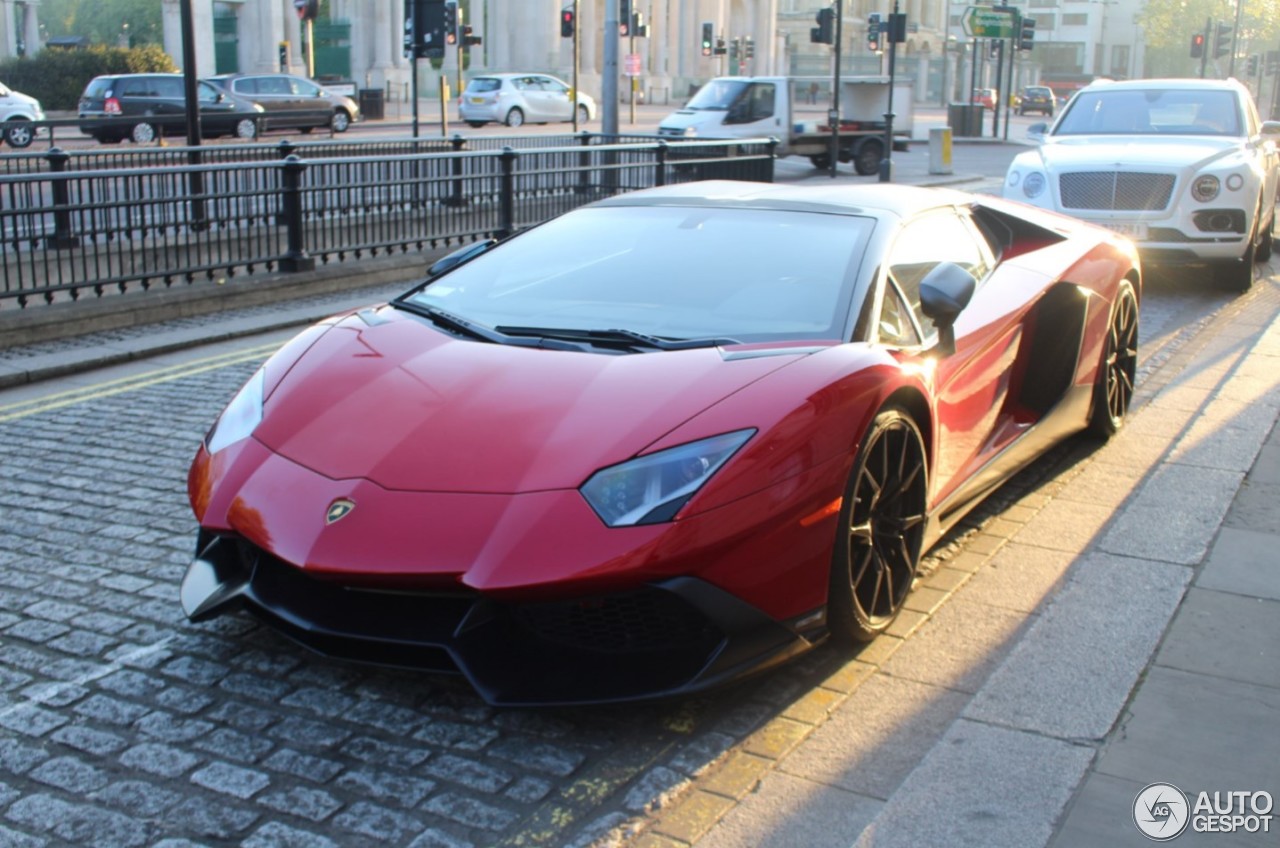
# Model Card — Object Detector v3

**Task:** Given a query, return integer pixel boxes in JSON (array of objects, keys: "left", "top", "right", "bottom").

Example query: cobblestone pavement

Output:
[{"left": 0, "top": 264, "right": 1254, "bottom": 847}]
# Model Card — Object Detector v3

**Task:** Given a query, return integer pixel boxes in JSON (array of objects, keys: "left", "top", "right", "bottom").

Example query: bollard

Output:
[
  {"left": 498, "top": 147, "right": 517, "bottom": 239},
  {"left": 928, "top": 127, "right": 953, "bottom": 176},
  {"left": 45, "top": 148, "right": 81, "bottom": 250},
  {"left": 279, "top": 154, "right": 316, "bottom": 273}
]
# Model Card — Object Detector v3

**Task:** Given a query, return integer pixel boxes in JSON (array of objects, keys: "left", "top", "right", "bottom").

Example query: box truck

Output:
[{"left": 658, "top": 75, "right": 914, "bottom": 175}]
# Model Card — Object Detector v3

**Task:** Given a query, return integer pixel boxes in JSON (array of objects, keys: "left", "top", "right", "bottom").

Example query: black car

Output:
[
  {"left": 77, "top": 74, "right": 265, "bottom": 144},
  {"left": 1017, "top": 85, "right": 1056, "bottom": 117},
  {"left": 205, "top": 73, "right": 360, "bottom": 133}
]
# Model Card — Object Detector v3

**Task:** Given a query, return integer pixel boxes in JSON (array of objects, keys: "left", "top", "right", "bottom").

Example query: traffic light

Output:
[
  {"left": 811, "top": 7, "right": 834, "bottom": 45},
  {"left": 1215, "top": 21, "right": 1232, "bottom": 59},
  {"left": 715, "top": 35, "right": 726, "bottom": 55},
  {"left": 867, "top": 13, "right": 882, "bottom": 51},
  {"left": 701, "top": 21, "right": 713, "bottom": 56},
  {"left": 1190, "top": 33, "right": 1205, "bottom": 59},
  {"left": 619, "top": 0, "right": 631, "bottom": 36},
  {"left": 561, "top": 8, "right": 574, "bottom": 38},
  {"left": 1248, "top": 54, "right": 1260, "bottom": 75},
  {"left": 729, "top": 37, "right": 739, "bottom": 60},
  {"left": 462, "top": 24, "right": 481, "bottom": 47},
  {"left": 1017, "top": 15, "right": 1036, "bottom": 51},
  {"left": 990, "top": 39, "right": 1000, "bottom": 59},
  {"left": 443, "top": 0, "right": 457, "bottom": 43},
  {"left": 745, "top": 37, "right": 755, "bottom": 59},
  {"left": 631, "top": 12, "right": 647, "bottom": 38}
]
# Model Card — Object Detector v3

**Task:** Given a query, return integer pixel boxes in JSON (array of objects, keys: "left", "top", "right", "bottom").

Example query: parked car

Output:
[
  {"left": 182, "top": 180, "right": 1141, "bottom": 706},
  {"left": 1003, "top": 77, "right": 1280, "bottom": 291},
  {"left": 1017, "top": 85, "right": 1056, "bottom": 116},
  {"left": 459, "top": 73, "right": 595, "bottom": 128},
  {"left": 205, "top": 73, "right": 360, "bottom": 133},
  {"left": 77, "top": 73, "right": 265, "bottom": 144},
  {"left": 971, "top": 87, "right": 997, "bottom": 109},
  {"left": 0, "top": 80, "right": 45, "bottom": 148}
]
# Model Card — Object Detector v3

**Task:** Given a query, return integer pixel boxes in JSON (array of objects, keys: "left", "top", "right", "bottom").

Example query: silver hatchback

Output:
[{"left": 459, "top": 73, "right": 595, "bottom": 128}]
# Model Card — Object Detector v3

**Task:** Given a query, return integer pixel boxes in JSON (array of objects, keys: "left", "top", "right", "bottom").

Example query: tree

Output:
[
  {"left": 1138, "top": 0, "right": 1280, "bottom": 78},
  {"left": 39, "top": 0, "right": 163, "bottom": 47}
]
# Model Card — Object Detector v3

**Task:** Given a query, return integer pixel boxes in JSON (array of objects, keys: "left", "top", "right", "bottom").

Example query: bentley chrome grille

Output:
[{"left": 1058, "top": 172, "right": 1176, "bottom": 211}]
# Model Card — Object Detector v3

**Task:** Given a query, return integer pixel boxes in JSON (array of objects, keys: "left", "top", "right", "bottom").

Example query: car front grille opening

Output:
[
  {"left": 1059, "top": 172, "right": 1175, "bottom": 211},
  {"left": 515, "top": 588, "right": 721, "bottom": 653}
]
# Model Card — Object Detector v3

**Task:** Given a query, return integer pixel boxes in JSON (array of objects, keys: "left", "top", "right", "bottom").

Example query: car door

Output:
[
  {"left": 289, "top": 77, "right": 332, "bottom": 128},
  {"left": 239, "top": 76, "right": 295, "bottom": 127},
  {"left": 723, "top": 82, "right": 781, "bottom": 136},
  {"left": 539, "top": 77, "right": 574, "bottom": 121},
  {"left": 197, "top": 81, "right": 238, "bottom": 135},
  {"left": 877, "top": 208, "right": 1026, "bottom": 505}
]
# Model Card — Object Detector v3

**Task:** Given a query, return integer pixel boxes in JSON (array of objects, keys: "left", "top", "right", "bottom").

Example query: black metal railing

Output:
[{"left": 0, "top": 137, "right": 776, "bottom": 309}]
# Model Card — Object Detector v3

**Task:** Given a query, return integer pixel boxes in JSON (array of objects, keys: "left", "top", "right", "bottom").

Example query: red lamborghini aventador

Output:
[{"left": 183, "top": 181, "right": 1141, "bottom": 706}]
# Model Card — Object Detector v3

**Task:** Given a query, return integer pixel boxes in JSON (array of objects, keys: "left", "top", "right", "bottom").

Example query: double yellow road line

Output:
[{"left": 0, "top": 342, "right": 281, "bottom": 424}]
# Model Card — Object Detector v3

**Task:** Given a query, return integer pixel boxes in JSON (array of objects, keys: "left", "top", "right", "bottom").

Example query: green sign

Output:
[{"left": 962, "top": 6, "right": 1016, "bottom": 38}]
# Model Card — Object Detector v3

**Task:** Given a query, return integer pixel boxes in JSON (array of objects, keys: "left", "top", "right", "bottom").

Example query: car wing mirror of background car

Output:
[
  {"left": 426, "top": 239, "right": 498, "bottom": 278},
  {"left": 919, "top": 262, "right": 977, "bottom": 358}
]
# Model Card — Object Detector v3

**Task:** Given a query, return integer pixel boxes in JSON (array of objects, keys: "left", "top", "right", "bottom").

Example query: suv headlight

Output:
[
  {"left": 1191, "top": 175, "right": 1220, "bottom": 202},
  {"left": 580, "top": 430, "right": 754, "bottom": 527},
  {"left": 1022, "top": 172, "right": 1046, "bottom": 199}
]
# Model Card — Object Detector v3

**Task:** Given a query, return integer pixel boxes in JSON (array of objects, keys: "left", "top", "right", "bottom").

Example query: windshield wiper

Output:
[
  {"left": 495, "top": 326, "right": 741, "bottom": 351},
  {"left": 392, "top": 301, "right": 585, "bottom": 350}
]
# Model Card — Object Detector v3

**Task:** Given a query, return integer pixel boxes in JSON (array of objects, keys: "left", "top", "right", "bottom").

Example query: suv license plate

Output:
[{"left": 1097, "top": 221, "right": 1148, "bottom": 240}]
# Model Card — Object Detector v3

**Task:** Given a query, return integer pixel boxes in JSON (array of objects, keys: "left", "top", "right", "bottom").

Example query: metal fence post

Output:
[
  {"left": 498, "top": 147, "right": 517, "bottom": 238},
  {"left": 279, "top": 154, "right": 316, "bottom": 272},
  {"left": 655, "top": 141, "right": 668, "bottom": 187},
  {"left": 765, "top": 137, "right": 779, "bottom": 183},
  {"left": 445, "top": 133, "right": 468, "bottom": 207},
  {"left": 44, "top": 147, "right": 81, "bottom": 250},
  {"left": 275, "top": 139, "right": 296, "bottom": 225}
]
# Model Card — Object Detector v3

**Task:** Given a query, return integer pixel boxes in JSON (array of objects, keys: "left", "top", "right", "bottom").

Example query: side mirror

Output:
[
  {"left": 1261, "top": 120, "right": 1280, "bottom": 136},
  {"left": 919, "top": 262, "right": 977, "bottom": 357},
  {"left": 1027, "top": 121, "right": 1049, "bottom": 142},
  {"left": 427, "top": 238, "right": 497, "bottom": 277}
]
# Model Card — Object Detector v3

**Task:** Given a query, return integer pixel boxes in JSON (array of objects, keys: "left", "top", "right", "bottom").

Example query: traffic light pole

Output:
[
  {"left": 879, "top": 1, "right": 900, "bottom": 183},
  {"left": 829, "top": 1, "right": 842, "bottom": 179},
  {"left": 1228, "top": 1, "right": 1243, "bottom": 77},
  {"left": 572, "top": 0, "right": 580, "bottom": 133},
  {"left": 1201, "top": 18, "right": 1210, "bottom": 79}
]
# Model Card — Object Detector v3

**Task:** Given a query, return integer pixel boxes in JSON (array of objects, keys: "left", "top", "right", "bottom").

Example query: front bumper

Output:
[{"left": 181, "top": 530, "right": 818, "bottom": 706}]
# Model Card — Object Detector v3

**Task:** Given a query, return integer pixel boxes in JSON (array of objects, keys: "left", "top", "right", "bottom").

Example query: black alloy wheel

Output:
[
  {"left": 829, "top": 407, "right": 927, "bottom": 643},
  {"left": 1088, "top": 279, "right": 1139, "bottom": 438},
  {"left": 853, "top": 138, "right": 884, "bottom": 176}
]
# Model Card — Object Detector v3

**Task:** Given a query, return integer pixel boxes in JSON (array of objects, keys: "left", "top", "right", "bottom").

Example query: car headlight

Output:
[
  {"left": 1022, "top": 172, "right": 1046, "bottom": 199},
  {"left": 1006, "top": 170, "right": 1021, "bottom": 188},
  {"left": 1191, "top": 175, "right": 1220, "bottom": 202},
  {"left": 580, "top": 429, "right": 755, "bottom": 527},
  {"left": 205, "top": 369, "right": 265, "bottom": 454}
]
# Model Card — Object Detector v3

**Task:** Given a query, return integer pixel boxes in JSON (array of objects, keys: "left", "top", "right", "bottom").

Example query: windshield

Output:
[
  {"left": 404, "top": 205, "right": 872, "bottom": 343},
  {"left": 686, "top": 80, "right": 750, "bottom": 111},
  {"left": 467, "top": 78, "right": 502, "bottom": 93},
  {"left": 1054, "top": 88, "right": 1242, "bottom": 137}
]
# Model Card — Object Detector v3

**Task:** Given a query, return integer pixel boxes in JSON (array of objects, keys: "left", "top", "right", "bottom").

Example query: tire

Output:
[
  {"left": 1256, "top": 211, "right": 1274, "bottom": 262},
  {"left": 331, "top": 110, "right": 351, "bottom": 133},
  {"left": 809, "top": 152, "right": 832, "bottom": 170},
  {"left": 4, "top": 119, "right": 34, "bottom": 149},
  {"left": 131, "top": 121, "right": 157, "bottom": 144},
  {"left": 466, "top": 120, "right": 486, "bottom": 128},
  {"left": 852, "top": 138, "right": 884, "bottom": 177},
  {"left": 828, "top": 406, "right": 927, "bottom": 644},
  {"left": 234, "top": 118, "right": 259, "bottom": 141},
  {"left": 505, "top": 108, "right": 525, "bottom": 128},
  {"left": 576, "top": 104, "right": 589, "bottom": 125},
  {"left": 1087, "top": 279, "right": 1139, "bottom": 439},
  {"left": 299, "top": 126, "right": 314, "bottom": 134}
]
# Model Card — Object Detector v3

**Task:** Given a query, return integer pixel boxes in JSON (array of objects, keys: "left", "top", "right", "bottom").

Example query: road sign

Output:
[
  {"left": 624, "top": 53, "right": 642, "bottom": 76},
  {"left": 962, "top": 6, "right": 1015, "bottom": 38}
]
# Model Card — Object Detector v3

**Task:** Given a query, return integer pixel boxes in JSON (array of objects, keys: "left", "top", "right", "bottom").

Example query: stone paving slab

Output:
[{"left": 1154, "top": 589, "right": 1280, "bottom": 686}]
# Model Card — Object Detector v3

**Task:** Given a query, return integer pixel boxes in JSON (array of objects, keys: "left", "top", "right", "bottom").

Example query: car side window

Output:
[
  {"left": 876, "top": 279, "right": 922, "bottom": 347},
  {"left": 155, "top": 78, "right": 183, "bottom": 98},
  {"left": 120, "top": 78, "right": 149, "bottom": 97},
  {"left": 197, "top": 82, "right": 220, "bottom": 103},
  {"left": 885, "top": 211, "right": 991, "bottom": 341}
]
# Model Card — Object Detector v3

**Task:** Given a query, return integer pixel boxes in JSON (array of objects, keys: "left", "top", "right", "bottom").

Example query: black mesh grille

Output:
[
  {"left": 1059, "top": 172, "right": 1175, "bottom": 211},
  {"left": 516, "top": 589, "right": 720, "bottom": 653}
]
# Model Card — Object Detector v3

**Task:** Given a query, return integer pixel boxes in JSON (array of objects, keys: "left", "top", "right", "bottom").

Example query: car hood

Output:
[
  {"left": 1026, "top": 135, "right": 1243, "bottom": 172},
  {"left": 253, "top": 307, "right": 809, "bottom": 493},
  {"left": 1, "top": 88, "right": 42, "bottom": 114}
]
